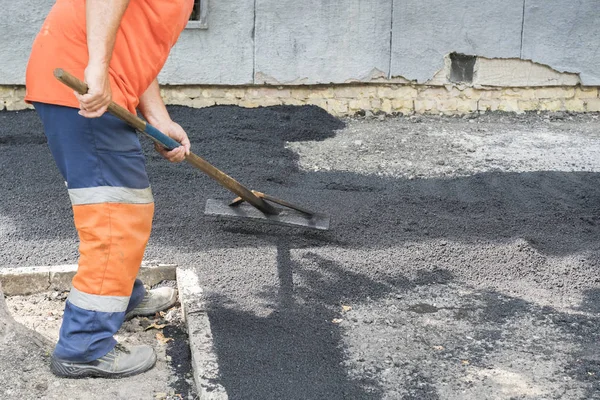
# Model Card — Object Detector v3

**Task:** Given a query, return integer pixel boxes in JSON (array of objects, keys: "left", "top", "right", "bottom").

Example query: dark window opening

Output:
[
  {"left": 190, "top": 0, "right": 200, "bottom": 20},
  {"left": 187, "top": 0, "right": 208, "bottom": 29},
  {"left": 449, "top": 53, "right": 476, "bottom": 84}
]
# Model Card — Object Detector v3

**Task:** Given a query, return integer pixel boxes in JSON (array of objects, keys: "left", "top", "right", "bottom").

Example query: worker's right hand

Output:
[{"left": 75, "top": 63, "right": 112, "bottom": 118}]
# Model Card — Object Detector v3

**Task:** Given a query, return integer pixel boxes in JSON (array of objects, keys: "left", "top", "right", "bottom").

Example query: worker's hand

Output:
[
  {"left": 75, "top": 63, "right": 112, "bottom": 118},
  {"left": 151, "top": 119, "right": 191, "bottom": 163}
]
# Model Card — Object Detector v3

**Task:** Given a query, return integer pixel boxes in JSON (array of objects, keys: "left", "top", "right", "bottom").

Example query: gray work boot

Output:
[
  {"left": 125, "top": 287, "right": 178, "bottom": 320},
  {"left": 50, "top": 344, "right": 156, "bottom": 378}
]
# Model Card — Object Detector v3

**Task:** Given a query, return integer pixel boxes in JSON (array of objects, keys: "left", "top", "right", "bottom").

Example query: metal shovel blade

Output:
[{"left": 204, "top": 199, "right": 330, "bottom": 231}]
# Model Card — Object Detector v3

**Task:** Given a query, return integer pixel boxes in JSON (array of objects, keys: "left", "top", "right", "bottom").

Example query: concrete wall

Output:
[{"left": 1, "top": 0, "right": 599, "bottom": 86}]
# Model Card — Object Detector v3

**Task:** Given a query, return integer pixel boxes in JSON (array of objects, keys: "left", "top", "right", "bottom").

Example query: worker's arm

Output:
[
  {"left": 75, "top": 0, "right": 130, "bottom": 118},
  {"left": 138, "top": 79, "right": 191, "bottom": 163}
]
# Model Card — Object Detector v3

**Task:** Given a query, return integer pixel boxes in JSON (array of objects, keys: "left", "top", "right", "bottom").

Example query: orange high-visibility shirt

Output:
[{"left": 25, "top": 0, "right": 193, "bottom": 113}]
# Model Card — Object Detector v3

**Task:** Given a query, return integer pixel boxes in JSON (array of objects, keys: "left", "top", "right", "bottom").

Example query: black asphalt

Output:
[{"left": 1, "top": 106, "right": 600, "bottom": 399}]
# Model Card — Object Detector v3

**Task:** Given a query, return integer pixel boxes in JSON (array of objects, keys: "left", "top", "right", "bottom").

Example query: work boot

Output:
[
  {"left": 125, "top": 287, "right": 178, "bottom": 320},
  {"left": 50, "top": 344, "right": 156, "bottom": 378}
]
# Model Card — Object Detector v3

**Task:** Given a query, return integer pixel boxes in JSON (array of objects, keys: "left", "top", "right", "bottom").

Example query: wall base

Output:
[{"left": 2, "top": 84, "right": 599, "bottom": 117}]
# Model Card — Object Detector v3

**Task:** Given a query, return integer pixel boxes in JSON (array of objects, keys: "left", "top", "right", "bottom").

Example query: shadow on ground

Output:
[{"left": 2, "top": 106, "right": 600, "bottom": 398}]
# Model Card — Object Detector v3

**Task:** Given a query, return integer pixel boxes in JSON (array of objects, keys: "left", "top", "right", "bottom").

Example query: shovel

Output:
[{"left": 54, "top": 68, "right": 330, "bottom": 230}]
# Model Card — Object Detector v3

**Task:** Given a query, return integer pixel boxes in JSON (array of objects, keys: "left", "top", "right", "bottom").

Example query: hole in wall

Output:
[{"left": 449, "top": 53, "right": 476, "bottom": 84}]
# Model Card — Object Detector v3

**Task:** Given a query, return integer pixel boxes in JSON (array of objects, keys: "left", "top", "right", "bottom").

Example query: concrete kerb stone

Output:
[
  {"left": 1, "top": 263, "right": 227, "bottom": 399},
  {"left": 177, "top": 268, "right": 228, "bottom": 400},
  {"left": 0, "top": 262, "right": 178, "bottom": 296}
]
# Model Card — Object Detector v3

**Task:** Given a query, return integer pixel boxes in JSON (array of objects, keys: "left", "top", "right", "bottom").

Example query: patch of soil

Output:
[{"left": 3, "top": 284, "right": 197, "bottom": 400}]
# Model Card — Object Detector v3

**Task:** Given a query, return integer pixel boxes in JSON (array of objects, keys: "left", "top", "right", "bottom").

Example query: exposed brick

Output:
[
  {"left": 478, "top": 90, "right": 503, "bottom": 100},
  {"left": 282, "top": 98, "right": 305, "bottom": 106},
  {"left": 334, "top": 86, "right": 365, "bottom": 98},
  {"left": 305, "top": 98, "right": 328, "bottom": 110},
  {"left": 191, "top": 98, "right": 216, "bottom": 108},
  {"left": 381, "top": 99, "right": 393, "bottom": 114},
  {"left": 224, "top": 89, "right": 246, "bottom": 99},
  {"left": 391, "top": 99, "right": 414, "bottom": 113},
  {"left": 418, "top": 87, "right": 451, "bottom": 100},
  {"left": 518, "top": 100, "right": 541, "bottom": 111},
  {"left": 539, "top": 99, "right": 564, "bottom": 111},
  {"left": 414, "top": 99, "right": 437, "bottom": 113},
  {"left": 306, "top": 88, "right": 334, "bottom": 99},
  {"left": 349, "top": 99, "right": 372, "bottom": 111},
  {"left": 179, "top": 87, "right": 203, "bottom": 99},
  {"left": 575, "top": 87, "right": 599, "bottom": 99},
  {"left": 585, "top": 98, "right": 600, "bottom": 112},
  {"left": 535, "top": 87, "right": 574, "bottom": 99},
  {"left": 455, "top": 99, "right": 479, "bottom": 113},
  {"left": 327, "top": 100, "right": 349, "bottom": 115},
  {"left": 563, "top": 99, "right": 586, "bottom": 112}
]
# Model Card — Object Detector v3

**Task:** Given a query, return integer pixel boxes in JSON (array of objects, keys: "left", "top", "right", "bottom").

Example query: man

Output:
[{"left": 24, "top": 0, "right": 194, "bottom": 378}]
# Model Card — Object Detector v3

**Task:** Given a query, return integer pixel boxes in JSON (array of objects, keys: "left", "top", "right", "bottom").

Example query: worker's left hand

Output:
[{"left": 151, "top": 120, "right": 191, "bottom": 163}]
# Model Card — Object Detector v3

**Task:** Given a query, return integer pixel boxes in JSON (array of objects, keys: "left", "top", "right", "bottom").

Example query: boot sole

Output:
[{"left": 50, "top": 352, "right": 157, "bottom": 379}]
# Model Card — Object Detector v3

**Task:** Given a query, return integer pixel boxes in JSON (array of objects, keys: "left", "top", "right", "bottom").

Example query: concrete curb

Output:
[
  {"left": 2, "top": 263, "right": 227, "bottom": 399},
  {"left": 0, "top": 262, "right": 177, "bottom": 296},
  {"left": 177, "top": 268, "right": 228, "bottom": 400}
]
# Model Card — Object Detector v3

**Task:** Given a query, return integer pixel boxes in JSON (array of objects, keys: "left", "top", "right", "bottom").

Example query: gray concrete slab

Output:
[
  {"left": 159, "top": 0, "right": 255, "bottom": 85},
  {"left": 391, "top": 0, "right": 524, "bottom": 82},
  {"left": 254, "top": 0, "right": 392, "bottom": 84},
  {"left": 0, "top": 0, "right": 53, "bottom": 84},
  {"left": 522, "top": 0, "right": 600, "bottom": 86}
]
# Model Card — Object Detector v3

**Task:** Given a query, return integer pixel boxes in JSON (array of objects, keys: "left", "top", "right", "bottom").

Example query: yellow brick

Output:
[
  {"left": 381, "top": 99, "right": 393, "bottom": 114},
  {"left": 379, "top": 86, "right": 418, "bottom": 100},
  {"left": 563, "top": 99, "right": 586, "bottom": 112},
  {"left": 518, "top": 100, "right": 540, "bottom": 111},
  {"left": 502, "top": 88, "right": 536, "bottom": 100},
  {"left": 167, "top": 90, "right": 190, "bottom": 100},
  {"left": 455, "top": 99, "right": 478, "bottom": 113},
  {"left": 418, "top": 87, "right": 451, "bottom": 99},
  {"left": 260, "top": 98, "right": 284, "bottom": 107},
  {"left": 497, "top": 99, "right": 521, "bottom": 112},
  {"left": 282, "top": 98, "right": 305, "bottom": 106},
  {"left": 575, "top": 87, "right": 599, "bottom": 99},
  {"left": 305, "top": 98, "right": 328, "bottom": 110},
  {"left": 191, "top": 98, "right": 216, "bottom": 108},
  {"left": 334, "top": 86, "right": 361, "bottom": 98},
  {"left": 358, "top": 86, "right": 378, "bottom": 98},
  {"left": 414, "top": 99, "right": 437, "bottom": 113},
  {"left": 0, "top": 87, "right": 15, "bottom": 100},
  {"left": 179, "top": 87, "right": 203, "bottom": 98},
  {"left": 224, "top": 88, "right": 247, "bottom": 99},
  {"left": 307, "top": 88, "right": 334, "bottom": 99},
  {"left": 370, "top": 98, "right": 382, "bottom": 110},
  {"left": 238, "top": 100, "right": 260, "bottom": 108},
  {"left": 539, "top": 99, "right": 564, "bottom": 111},
  {"left": 585, "top": 98, "right": 600, "bottom": 112},
  {"left": 248, "top": 88, "right": 290, "bottom": 99},
  {"left": 5, "top": 100, "right": 32, "bottom": 111},
  {"left": 164, "top": 97, "right": 193, "bottom": 106},
  {"left": 535, "top": 87, "right": 574, "bottom": 99},
  {"left": 213, "top": 98, "right": 240, "bottom": 106},
  {"left": 457, "top": 88, "right": 481, "bottom": 100},
  {"left": 478, "top": 99, "right": 500, "bottom": 111},
  {"left": 391, "top": 99, "right": 414, "bottom": 112},
  {"left": 478, "top": 90, "right": 503, "bottom": 99},
  {"left": 436, "top": 99, "right": 458, "bottom": 113},
  {"left": 327, "top": 100, "right": 349, "bottom": 116},
  {"left": 349, "top": 98, "right": 372, "bottom": 111}
]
